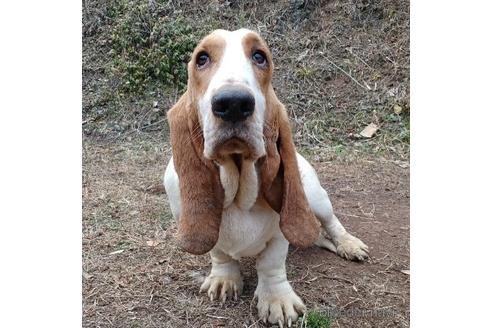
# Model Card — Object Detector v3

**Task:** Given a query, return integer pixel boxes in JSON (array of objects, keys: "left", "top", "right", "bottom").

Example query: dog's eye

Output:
[
  {"left": 252, "top": 51, "right": 267, "bottom": 68},
  {"left": 196, "top": 52, "right": 210, "bottom": 69}
]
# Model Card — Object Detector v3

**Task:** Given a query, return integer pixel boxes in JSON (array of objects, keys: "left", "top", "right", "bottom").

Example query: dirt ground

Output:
[{"left": 82, "top": 136, "right": 409, "bottom": 328}]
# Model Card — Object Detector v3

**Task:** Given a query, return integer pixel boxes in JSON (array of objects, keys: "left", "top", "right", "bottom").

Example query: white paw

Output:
[
  {"left": 335, "top": 233, "right": 369, "bottom": 261},
  {"left": 254, "top": 284, "right": 306, "bottom": 327},
  {"left": 200, "top": 273, "right": 243, "bottom": 303}
]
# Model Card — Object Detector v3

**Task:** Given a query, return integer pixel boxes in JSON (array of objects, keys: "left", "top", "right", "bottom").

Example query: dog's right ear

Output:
[
  {"left": 167, "top": 93, "right": 224, "bottom": 255},
  {"left": 259, "top": 91, "right": 319, "bottom": 248}
]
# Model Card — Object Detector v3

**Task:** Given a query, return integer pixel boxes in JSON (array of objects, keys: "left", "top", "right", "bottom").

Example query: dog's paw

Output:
[
  {"left": 200, "top": 273, "right": 243, "bottom": 303},
  {"left": 335, "top": 233, "right": 369, "bottom": 261},
  {"left": 254, "top": 284, "right": 306, "bottom": 327}
]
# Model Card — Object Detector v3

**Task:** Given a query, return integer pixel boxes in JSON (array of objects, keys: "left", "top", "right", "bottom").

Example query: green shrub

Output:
[{"left": 110, "top": 1, "right": 200, "bottom": 93}]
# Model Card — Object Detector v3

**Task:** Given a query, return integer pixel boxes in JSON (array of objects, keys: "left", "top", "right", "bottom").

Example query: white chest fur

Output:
[
  {"left": 215, "top": 202, "right": 280, "bottom": 260},
  {"left": 216, "top": 157, "right": 278, "bottom": 259},
  {"left": 164, "top": 156, "right": 282, "bottom": 260}
]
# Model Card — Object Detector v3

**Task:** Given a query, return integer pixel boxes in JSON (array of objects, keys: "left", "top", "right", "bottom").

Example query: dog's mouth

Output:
[
  {"left": 204, "top": 123, "right": 265, "bottom": 161},
  {"left": 213, "top": 137, "right": 254, "bottom": 161}
]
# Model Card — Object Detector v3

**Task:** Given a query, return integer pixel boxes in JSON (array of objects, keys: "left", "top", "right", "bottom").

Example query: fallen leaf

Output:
[
  {"left": 145, "top": 184, "right": 166, "bottom": 195},
  {"left": 82, "top": 271, "right": 93, "bottom": 280},
  {"left": 110, "top": 249, "right": 124, "bottom": 255},
  {"left": 394, "top": 160, "right": 410, "bottom": 168},
  {"left": 394, "top": 104, "right": 403, "bottom": 114},
  {"left": 296, "top": 49, "right": 310, "bottom": 62},
  {"left": 359, "top": 123, "right": 379, "bottom": 138},
  {"left": 112, "top": 274, "right": 129, "bottom": 287},
  {"left": 400, "top": 269, "right": 410, "bottom": 275},
  {"left": 146, "top": 240, "right": 160, "bottom": 247}
]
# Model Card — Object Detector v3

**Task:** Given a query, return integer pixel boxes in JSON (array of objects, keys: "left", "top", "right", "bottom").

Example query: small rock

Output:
[{"left": 394, "top": 104, "right": 403, "bottom": 114}]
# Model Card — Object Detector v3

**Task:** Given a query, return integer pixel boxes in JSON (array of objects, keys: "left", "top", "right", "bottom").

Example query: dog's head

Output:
[
  {"left": 187, "top": 28, "right": 272, "bottom": 161},
  {"left": 167, "top": 29, "right": 319, "bottom": 254}
]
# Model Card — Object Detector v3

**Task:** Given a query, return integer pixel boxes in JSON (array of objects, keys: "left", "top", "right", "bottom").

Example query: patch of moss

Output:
[{"left": 305, "top": 310, "right": 332, "bottom": 328}]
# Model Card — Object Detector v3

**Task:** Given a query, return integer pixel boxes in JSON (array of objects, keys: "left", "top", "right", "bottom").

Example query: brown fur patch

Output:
[
  {"left": 187, "top": 31, "right": 226, "bottom": 104},
  {"left": 167, "top": 93, "right": 224, "bottom": 255},
  {"left": 260, "top": 86, "right": 320, "bottom": 247}
]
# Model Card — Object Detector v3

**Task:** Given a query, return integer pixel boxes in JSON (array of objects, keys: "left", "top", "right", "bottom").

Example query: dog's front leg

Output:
[
  {"left": 255, "top": 233, "right": 306, "bottom": 327},
  {"left": 200, "top": 248, "right": 243, "bottom": 303}
]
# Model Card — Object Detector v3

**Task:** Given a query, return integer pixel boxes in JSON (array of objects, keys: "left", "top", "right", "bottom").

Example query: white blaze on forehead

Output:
[{"left": 209, "top": 29, "right": 257, "bottom": 88}]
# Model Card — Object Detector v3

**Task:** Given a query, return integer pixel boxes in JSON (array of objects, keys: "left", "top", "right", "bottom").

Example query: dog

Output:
[{"left": 164, "top": 28, "right": 368, "bottom": 326}]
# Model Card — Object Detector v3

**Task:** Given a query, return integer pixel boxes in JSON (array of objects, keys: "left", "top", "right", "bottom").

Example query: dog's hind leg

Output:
[{"left": 296, "top": 153, "right": 369, "bottom": 261}]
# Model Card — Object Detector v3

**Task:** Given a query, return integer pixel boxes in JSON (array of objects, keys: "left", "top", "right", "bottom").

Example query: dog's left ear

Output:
[
  {"left": 167, "top": 93, "right": 224, "bottom": 255},
  {"left": 260, "top": 95, "right": 320, "bottom": 247}
]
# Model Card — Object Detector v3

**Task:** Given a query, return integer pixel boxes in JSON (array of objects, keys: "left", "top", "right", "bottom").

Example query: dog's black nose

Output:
[{"left": 211, "top": 87, "right": 255, "bottom": 123}]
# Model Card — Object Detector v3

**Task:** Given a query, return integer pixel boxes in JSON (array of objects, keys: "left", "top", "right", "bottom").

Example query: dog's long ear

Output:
[
  {"left": 261, "top": 95, "right": 320, "bottom": 248},
  {"left": 259, "top": 98, "right": 281, "bottom": 212},
  {"left": 167, "top": 93, "right": 224, "bottom": 255}
]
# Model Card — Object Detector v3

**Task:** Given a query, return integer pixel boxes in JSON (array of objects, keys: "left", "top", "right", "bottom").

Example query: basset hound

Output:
[{"left": 164, "top": 28, "right": 369, "bottom": 326}]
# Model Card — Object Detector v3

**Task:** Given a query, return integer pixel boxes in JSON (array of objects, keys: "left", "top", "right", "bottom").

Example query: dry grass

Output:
[{"left": 83, "top": 0, "right": 409, "bottom": 160}]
